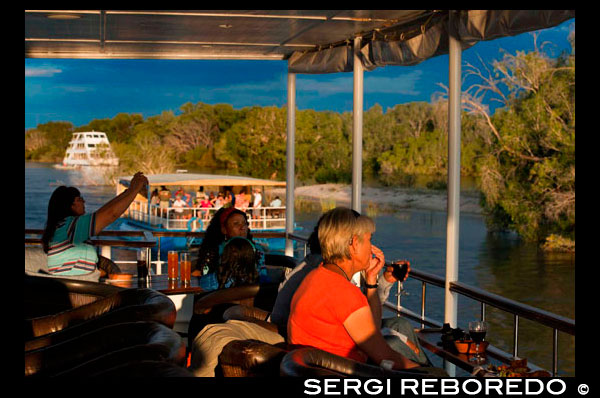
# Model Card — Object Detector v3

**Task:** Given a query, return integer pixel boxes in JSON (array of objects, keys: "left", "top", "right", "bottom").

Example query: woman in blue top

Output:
[
  {"left": 41, "top": 171, "right": 148, "bottom": 277},
  {"left": 192, "top": 207, "right": 267, "bottom": 290}
]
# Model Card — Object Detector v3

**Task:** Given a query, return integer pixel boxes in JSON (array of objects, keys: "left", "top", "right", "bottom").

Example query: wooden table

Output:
[
  {"left": 416, "top": 328, "right": 544, "bottom": 374},
  {"left": 102, "top": 274, "right": 207, "bottom": 295}
]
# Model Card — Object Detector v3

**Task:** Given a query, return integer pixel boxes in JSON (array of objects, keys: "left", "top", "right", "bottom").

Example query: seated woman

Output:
[
  {"left": 192, "top": 207, "right": 268, "bottom": 289},
  {"left": 287, "top": 207, "right": 422, "bottom": 371},
  {"left": 267, "top": 214, "right": 429, "bottom": 366},
  {"left": 42, "top": 171, "right": 148, "bottom": 278}
]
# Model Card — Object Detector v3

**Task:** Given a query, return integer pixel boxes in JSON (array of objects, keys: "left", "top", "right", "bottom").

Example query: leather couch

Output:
[
  {"left": 25, "top": 275, "right": 177, "bottom": 351},
  {"left": 25, "top": 321, "right": 187, "bottom": 377},
  {"left": 217, "top": 339, "right": 289, "bottom": 377}
]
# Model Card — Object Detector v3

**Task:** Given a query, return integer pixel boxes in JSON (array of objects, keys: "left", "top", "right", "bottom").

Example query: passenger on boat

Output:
[
  {"left": 287, "top": 207, "right": 424, "bottom": 371},
  {"left": 175, "top": 187, "right": 192, "bottom": 205},
  {"left": 252, "top": 188, "right": 262, "bottom": 219},
  {"left": 150, "top": 188, "right": 159, "bottom": 206},
  {"left": 196, "top": 186, "right": 207, "bottom": 202},
  {"left": 224, "top": 190, "right": 235, "bottom": 208},
  {"left": 158, "top": 185, "right": 171, "bottom": 217},
  {"left": 172, "top": 195, "right": 188, "bottom": 219},
  {"left": 269, "top": 196, "right": 282, "bottom": 218},
  {"left": 212, "top": 192, "right": 225, "bottom": 210},
  {"left": 269, "top": 196, "right": 282, "bottom": 208},
  {"left": 269, "top": 211, "right": 430, "bottom": 366},
  {"left": 235, "top": 189, "right": 250, "bottom": 211},
  {"left": 42, "top": 171, "right": 148, "bottom": 278},
  {"left": 192, "top": 207, "right": 268, "bottom": 287},
  {"left": 200, "top": 196, "right": 213, "bottom": 220}
]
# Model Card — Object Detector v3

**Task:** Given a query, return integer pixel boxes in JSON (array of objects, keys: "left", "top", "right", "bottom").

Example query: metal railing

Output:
[
  {"left": 124, "top": 200, "right": 286, "bottom": 231},
  {"left": 379, "top": 267, "right": 575, "bottom": 376}
]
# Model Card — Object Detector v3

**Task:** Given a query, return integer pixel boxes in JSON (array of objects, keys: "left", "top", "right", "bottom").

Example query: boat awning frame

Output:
[{"left": 25, "top": 10, "right": 573, "bottom": 70}]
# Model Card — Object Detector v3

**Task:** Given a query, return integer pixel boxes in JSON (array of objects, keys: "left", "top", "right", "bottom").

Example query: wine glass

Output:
[
  {"left": 392, "top": 260, "right": 410, "bottom": 297},
  {"left": 468, "top": 321, "right": 488, "bottom": 364}
]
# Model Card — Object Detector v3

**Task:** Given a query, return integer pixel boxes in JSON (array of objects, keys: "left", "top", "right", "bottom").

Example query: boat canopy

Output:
[
  {"left": 118, "top": 173, "right": 286, "bottom": 188},
  {"left": 26, "top": 10, "right": 573, "bottom": 72}
]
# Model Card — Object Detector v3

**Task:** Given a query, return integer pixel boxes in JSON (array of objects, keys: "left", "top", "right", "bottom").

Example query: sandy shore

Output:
[{"left": 272, "top": 183, "right": 482, "bottom": 214}]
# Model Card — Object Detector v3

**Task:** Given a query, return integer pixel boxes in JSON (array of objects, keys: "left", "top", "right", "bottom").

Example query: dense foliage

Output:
[{"left": 25, "top": 38, "right": 574, "bottom": 246}]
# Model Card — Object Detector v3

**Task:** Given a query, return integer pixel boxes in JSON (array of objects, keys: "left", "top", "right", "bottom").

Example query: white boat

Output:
[{"left": 57, "top": 131, "right": 119, "bottom": 168}]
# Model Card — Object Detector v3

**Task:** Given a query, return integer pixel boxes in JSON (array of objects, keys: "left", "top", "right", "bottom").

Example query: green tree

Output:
[
  {"left": 296, "top": 109, "right": 351, "bottom": 183},
  {"left": 464, "top": 33, "right": 575, "bottom": 243},
  {"left": 215, "top": 106, "right": 287, "bottom": 179}
]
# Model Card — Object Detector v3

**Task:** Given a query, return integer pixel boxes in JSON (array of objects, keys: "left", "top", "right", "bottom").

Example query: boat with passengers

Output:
[
  {"left": 111, "top": 172, "right": 291, "bottom": 257},
  {"left": 25, "top": 10, "right": 575, "bottom": 380}
]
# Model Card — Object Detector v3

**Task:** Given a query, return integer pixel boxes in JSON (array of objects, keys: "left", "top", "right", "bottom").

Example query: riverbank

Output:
[{"left": 273, "top": 183, "right": 482, "bottom": 214}]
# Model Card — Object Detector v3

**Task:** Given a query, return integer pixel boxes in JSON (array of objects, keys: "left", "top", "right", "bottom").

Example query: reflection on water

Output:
[{"left": 25, "top": 162, "right": 575, "bottom": 375}]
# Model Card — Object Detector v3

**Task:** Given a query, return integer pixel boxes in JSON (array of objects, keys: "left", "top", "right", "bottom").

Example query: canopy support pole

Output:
[
  {"left": 352, "top": 36, "right": 364, "bottom": 213},
  {"left": 351, "top": 36, "right": 364, "bottom": 286},
  {"left": 285, "top": 72, "right": 296, "bottom": 257},
  {"left": 147, "top": 184, "right": 151, "bottom": 226},
  {"left": 445, "top": 19, "right": 462, "bottom": 330}
]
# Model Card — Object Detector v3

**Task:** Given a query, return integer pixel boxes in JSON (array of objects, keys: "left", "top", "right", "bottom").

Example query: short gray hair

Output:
[{"left": 318, "top": 207, "right": 375, "bottom": 263}]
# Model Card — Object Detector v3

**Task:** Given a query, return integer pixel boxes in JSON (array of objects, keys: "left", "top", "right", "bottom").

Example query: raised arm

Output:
[
  {"left": 343, "top": 306, "right": 419, "bottom": 370},
  {"left": 93, "top": 171, "right": 148, "bottom": 235}
]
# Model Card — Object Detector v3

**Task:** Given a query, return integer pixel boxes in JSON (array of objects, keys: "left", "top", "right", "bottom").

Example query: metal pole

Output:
[
  {"left": 444, "top": 13, "right": 462, "bottom": 378},
  {"left": 351, "top": 36, "right": 364, "bottom": 287},
  {"left": 352, "top": 36, "right": 364, "bottom": 214},
  {"left": 552, "top": 329, "right": 558, "bottom": 376},
  {"left": 513, "top": 314, "right": 520, "bottom": 358},
  {"left": 285, "top": 72, "right": 296, "bottom": 257},
  {"left": 147, "top": 183, "right": 151, "bottom": 225},
  {"left": 444, "top": 19, "right": 462, "bottom": 330}
]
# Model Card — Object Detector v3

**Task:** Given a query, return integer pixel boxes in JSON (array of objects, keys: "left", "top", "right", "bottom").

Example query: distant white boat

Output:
[{"left": 56, "top": 131, "right": 119, "bottom": 168}]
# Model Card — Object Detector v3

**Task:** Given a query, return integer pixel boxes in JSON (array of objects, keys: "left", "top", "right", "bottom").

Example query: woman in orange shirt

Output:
[{"left": 288, "top": 207, "right": 420, "bottom": 371}]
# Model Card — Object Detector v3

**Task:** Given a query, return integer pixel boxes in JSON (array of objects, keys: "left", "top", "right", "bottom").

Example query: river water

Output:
[{"left": 25, "top": 161, "right": 575, "bottom": 376}]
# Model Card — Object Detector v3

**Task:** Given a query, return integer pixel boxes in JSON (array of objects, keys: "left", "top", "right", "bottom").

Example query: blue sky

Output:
[{"left": 25, "top": 19, "right": 574, "bottom": 130}]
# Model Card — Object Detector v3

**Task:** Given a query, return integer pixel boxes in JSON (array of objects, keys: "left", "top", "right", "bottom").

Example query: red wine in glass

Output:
[
  {"left": 391, "top": 262, "right": 409, "bottom": 281},
  {"left": 470, "top": 330, "right": 486, "bottom": 344},
  {"left": 468, "top": 321, "right": 488, "bottom": 363}
]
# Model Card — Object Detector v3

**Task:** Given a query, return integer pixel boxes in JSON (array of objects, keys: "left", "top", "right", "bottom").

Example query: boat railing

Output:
[
  {"left": 124, "top": 200, "right": 286, "bottom": 231},
  {"left": 378, "top": 266, "right": 575, "bottom": 376}
]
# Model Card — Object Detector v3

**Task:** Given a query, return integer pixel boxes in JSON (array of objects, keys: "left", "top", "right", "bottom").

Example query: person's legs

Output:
[{"left": 381, "top": 316, "right": 432, "bottom": 366}]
